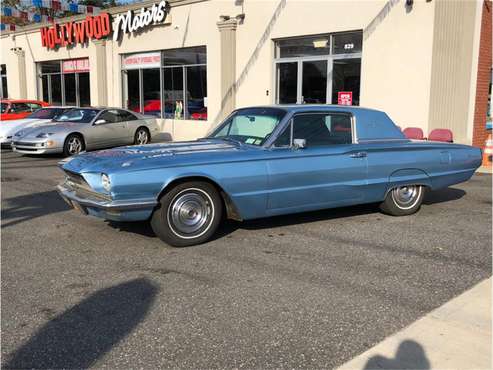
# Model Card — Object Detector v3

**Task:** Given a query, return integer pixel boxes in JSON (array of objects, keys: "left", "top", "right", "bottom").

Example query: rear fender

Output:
[{"left": 386, "top": 169, "right": 431, "bottom": 195}]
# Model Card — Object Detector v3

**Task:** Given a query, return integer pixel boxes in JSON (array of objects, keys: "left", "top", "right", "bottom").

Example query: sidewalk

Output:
[
  {"left": 477, "top": 166, "right": 492, "bottom": 174},
  {"left": 337, "top": 278, "right": 492, "bottom": 370}
]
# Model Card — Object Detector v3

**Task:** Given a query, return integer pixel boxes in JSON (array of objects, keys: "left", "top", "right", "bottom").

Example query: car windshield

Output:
[
  {"left": 1, "top": 103, "right": 8, "bottom": 113},
  {"left": 209, "top": 107, "right": 287, "bottom": 146},
  {"left": 55, "top": 109, "right": 100, "bottom": 123},
  {"left": 27, "top": 108, "right": 69, "bottom": 120}
]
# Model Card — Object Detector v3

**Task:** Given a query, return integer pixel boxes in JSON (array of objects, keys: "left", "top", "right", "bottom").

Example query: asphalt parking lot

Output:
[{"left": 1, "top": 148, "right": 492, "bottom": 369}]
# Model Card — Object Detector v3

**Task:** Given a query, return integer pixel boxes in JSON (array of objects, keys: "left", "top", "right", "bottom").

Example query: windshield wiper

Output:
[{"left": 219, "top": 137, "right": 243, "bottom": 146}]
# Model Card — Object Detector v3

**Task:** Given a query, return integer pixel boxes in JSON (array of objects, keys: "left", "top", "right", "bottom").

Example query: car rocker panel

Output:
[{"left": 56, "top": 105, "right": 482, "bottom": 247}]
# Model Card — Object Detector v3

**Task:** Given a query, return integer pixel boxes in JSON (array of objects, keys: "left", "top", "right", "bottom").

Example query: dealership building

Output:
[{"left": 0, "top": 0, "right": 491, "bottom": 147}]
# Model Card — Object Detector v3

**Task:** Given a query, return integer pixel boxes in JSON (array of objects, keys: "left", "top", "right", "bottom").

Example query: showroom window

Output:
[
  {"left": 122, "top": 46, "right": 207, "bottom": 120},
  {"left": 1, "top": 64, "right": 7, "bottom": 98},
  {"left": 274, "top": 31, "right": 362, "bottom": 106},
  {"left": 37, "top": 59, "right": 91, "bottom": 106}
]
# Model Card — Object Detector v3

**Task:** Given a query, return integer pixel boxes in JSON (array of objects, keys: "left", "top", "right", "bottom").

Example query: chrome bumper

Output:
[
  {"left": 56, "top": 184, "right": 158, "bottom": 212},
  {"left": 12, "top": 141, "right": 61, "bottom": 154}
]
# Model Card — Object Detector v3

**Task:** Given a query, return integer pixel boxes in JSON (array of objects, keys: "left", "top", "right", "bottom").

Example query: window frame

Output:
[
  {"left": 0, "top": 64, "right": 7, "bottom": 99},
  {"left": 121, "top": 46, "right": 208, "bottom": 120},
  {"left": 272, "top": 111, "right": 357, "bottom": 148},
  {"left": 273, "top": 31, "right": 362, "bottom": 105},
  {"left": 37, "top": 60, "right": 89, "bottom": 106}
]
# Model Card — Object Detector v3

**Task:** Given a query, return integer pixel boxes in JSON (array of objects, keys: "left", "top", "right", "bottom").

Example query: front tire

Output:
[
  {"left": 63, "top": 134, "right": 84, "bottom": 157},
  {"left": 380, "top": 185, "right": 425, "bottom": 216},
  {"left": 150, "top": 181, "right": 223, "bottom": 247}
]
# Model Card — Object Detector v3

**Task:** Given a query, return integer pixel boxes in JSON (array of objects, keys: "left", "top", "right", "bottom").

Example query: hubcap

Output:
[
  {"left": 67, "top": 137, "right": 82, "bottom": 155},
  {"left": 391, "top": 185, "right": 421, "bottom": 209},
  {"left": 137, "top": 130, "right": 148, "bottom": 145},
  {"left": 168, "top": 189, "right": 213, "bottom": 238}
]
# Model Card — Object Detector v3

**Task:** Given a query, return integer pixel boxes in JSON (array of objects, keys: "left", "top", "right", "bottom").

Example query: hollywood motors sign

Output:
[{"left": 41, "top": 1, "right": 170, "bottom": 49}]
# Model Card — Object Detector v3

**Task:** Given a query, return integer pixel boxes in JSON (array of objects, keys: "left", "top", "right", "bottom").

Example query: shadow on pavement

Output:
[
  {"left": 1, "top": 190, "right": 70, "bottom": 229},
  {"left": 423, "top": 187, "right": 465, "bottom": 205},
  {"left": 363, "top": 340, "right": 430, "bottom": 370},
  {"left": 3, "top": 278, "right": 158, "bottom": 369}
]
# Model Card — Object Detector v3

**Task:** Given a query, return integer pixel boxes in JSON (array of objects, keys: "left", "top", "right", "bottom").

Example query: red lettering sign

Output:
[
  {"left": 338, "top": 91, "right": 353, "bottom": 106},
  {"left": 62, "top": 58, "right": 90, "bottom": 73},
  {"left": 41, "top": 12, "right": 111, "bottom": 49}
]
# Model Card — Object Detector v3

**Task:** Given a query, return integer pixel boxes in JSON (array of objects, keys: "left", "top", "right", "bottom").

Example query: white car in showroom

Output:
[{"left": 0, "top": 106, "right": 74, "bottom": 147}]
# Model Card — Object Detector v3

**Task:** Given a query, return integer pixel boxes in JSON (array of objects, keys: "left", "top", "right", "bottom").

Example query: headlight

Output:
[
  {"left": 101, "top": 173, "right": 111, "bottom": 192},
  {"left": 36, "top": 132, "right": 53, "bottom": 138}
]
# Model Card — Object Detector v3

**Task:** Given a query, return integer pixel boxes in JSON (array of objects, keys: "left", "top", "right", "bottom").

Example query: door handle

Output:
[{"left": 350, "top": 152, "right": 367, "bottom": 158}]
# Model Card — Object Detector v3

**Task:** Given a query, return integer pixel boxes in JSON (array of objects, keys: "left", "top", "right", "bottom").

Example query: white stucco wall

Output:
[
  {"left": 360, "top": 0, "right": 435, "bottom": 130},
  {"left": 0, "top": 0, "right": 453, "bottom": 142}
]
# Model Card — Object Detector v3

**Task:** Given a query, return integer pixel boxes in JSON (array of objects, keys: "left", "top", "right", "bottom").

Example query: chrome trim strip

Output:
[{"left": 57, "top": 184, "right": 158, "bottom": 211}]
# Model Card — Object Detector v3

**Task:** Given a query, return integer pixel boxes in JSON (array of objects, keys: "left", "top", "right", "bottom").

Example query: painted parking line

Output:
[{"left": 337, "top": 278, "right": 492, "bottom": 370}]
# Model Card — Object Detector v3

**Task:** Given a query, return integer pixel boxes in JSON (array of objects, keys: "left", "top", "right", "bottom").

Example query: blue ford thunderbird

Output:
[{"left": 57, "top": 105, "right": 482, "bottom": 247}]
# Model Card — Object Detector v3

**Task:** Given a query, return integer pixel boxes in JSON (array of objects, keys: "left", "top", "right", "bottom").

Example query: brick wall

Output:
[{"left": 472, "top": 0, "right": 492, "bottom": 148}]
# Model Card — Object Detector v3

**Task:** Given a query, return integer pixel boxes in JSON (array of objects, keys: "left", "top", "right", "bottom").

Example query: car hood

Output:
[
  {"left": 15, "top": 121, "right": 84, "bottom": 139},
  {"left": 0, "top": 118, "right": 51, "bottom": 136},
  {"left": 62, "top": 140, "right": 251, "bottom": 174}
]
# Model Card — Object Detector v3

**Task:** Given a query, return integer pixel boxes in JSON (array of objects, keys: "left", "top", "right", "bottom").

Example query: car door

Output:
[
  {"left": 266, "top": 111, "right": 368, "bottom": 214},
  {"left": 116, "top": 109, "right": 140, "bottom": 144},
  {"left": 90, "top": 109, "right": 129, "bottom": 148}
]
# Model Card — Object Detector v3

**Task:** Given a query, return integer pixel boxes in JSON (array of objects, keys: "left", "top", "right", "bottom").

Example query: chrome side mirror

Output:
[
  {"left": 94, "top": 119, "right": 106, "bottom": 125},
  {"left": 293, "top": 138, "right": 306, "bottom": 149}
]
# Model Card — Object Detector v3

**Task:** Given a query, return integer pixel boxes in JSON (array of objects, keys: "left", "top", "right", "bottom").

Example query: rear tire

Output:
[
  {"left": 134, "top": 127, "right": 150, "bottom": 145},
  {"left": 379, "top": 185, "right": 425, "bottom": 216},
  {"left": 150, "top": 181, "right": 223, "bottom": 247},
  {"left": 63, "top": 134, "right": 85, "bottom": 157}
]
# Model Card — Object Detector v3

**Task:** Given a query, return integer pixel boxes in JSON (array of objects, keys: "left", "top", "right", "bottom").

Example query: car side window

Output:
[
  {"left": 98, "top": 110, "right": 119, "bottom": 124},
  {"left": 26, "top": 103, "right": 41, "bottom": 111},
  {"left": 275, "top": 113, "right": 353, "bottom": 147},
  {"left": 117, "top": 110, "right": 138, "bottom": 122},
  {"left": 10, "top": 103, "right": 31, "bottom": 113}
]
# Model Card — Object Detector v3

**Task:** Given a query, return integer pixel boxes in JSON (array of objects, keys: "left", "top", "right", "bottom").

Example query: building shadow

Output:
[
  {"left": 3, "top": 278, "right": 158, "bottom": 369},
  {"left": 363, "top": 340, "right": 430, "bottom": 370},
  {"left": 1, "top": 190, "right": 70, "bottom": 229}
]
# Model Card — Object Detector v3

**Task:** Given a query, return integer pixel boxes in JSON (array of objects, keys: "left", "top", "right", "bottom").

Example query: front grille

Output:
[
  {"left": 63, "top": 170, "right": 112, "bottom": 202},
  {"left": 64, "top": 170, "right": 88, "bottom": 187},
  {"left": 15, "top": 147, "right": 37, "bottom": 151},
  {"left": 13, "top": 142, "right": 38, "bottom": 147}
]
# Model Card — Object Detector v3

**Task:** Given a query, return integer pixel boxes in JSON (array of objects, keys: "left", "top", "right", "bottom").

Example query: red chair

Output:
[
  {"left": 428, "top": 128, "right": 453, "bottom": 142},
  {"left": 403, "top": 127, "right": 425, "bottom": 140}
]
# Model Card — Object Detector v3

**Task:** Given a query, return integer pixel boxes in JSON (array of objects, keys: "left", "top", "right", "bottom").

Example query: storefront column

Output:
[
  {"left": 93, "top": 40, "right": 107, "bottom": 106},
  {"left": 216, "top": 19, "right": 238, "bottom": 121},
  {"left": 14, "top": 49, "right": 27, "bottom": 99}
]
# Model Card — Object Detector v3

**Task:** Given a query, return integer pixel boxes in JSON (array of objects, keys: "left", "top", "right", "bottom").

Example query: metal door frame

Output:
[{"left": 274, "top": 52, "right": 362, "bottom": 105}]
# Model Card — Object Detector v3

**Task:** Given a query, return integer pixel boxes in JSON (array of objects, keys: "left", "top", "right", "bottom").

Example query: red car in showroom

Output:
[{"left": 0, "top": 99, "right": 49, "bottom": 121}]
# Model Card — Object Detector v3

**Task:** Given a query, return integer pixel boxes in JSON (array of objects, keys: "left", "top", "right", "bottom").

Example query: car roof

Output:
[
  {"left": 237, "top": 104, "right": 383, "bottom": 114},
  {"left": 0, "top": 99, "right": 48, "bottom": 104},
  {"left": 91, "top": 106, "right": 132, "bottom": 111},
  {"left": 41, "top": 106, "right": 77, "bottom": 109}
]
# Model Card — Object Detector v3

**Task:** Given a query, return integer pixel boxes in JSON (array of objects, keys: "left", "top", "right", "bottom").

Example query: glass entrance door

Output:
[
  {"left": 301, "top": 60, "right": 328, "bottom": 104},
  {"left": 276, "top": 62, "right": 298, "bottom": 104},
  {"left": 276, "top": 59, "right": 329, "bottom": 104}
]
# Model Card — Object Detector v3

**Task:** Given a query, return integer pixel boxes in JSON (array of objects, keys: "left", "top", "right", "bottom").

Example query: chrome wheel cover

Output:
[
  {"left": 136, "top": 130, "right": 148, "bottom": 145},
  {"left": 391, "top": 185, "right": 422, "bottom": 209},
  {"left": 67, "top": 137, "right": 82, "bottom": 155},
  {"left": 167, "top": 188, "right": 214, "bottom": 239}
]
